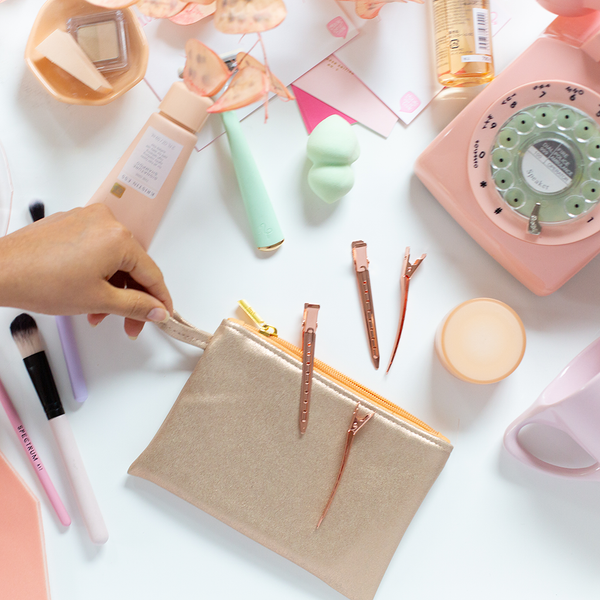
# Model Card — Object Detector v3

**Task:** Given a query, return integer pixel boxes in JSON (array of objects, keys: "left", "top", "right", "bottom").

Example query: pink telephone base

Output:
[{"left": 416, "top": 14, "right": 600, "bottom": 296}]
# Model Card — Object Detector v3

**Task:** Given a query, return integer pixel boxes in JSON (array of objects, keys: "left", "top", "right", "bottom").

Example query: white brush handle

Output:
[{"left": 49, "top": 415, "right": 108, "bottom": 544}]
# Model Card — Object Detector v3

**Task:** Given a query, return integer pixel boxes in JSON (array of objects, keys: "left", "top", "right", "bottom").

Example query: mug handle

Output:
[{"left": 503, "top": 411, "right": 600, "bottom": 480}]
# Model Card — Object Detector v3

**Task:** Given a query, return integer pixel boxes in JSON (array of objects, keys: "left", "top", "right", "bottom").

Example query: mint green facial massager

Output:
[{"left": 220, "top": 109, "right": 284, "bottom": 251}]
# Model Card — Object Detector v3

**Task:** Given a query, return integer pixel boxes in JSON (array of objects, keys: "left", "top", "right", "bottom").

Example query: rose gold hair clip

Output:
[
  {"left": 317, "top": 404, "right": 374, "bottom": 529},
  {"left": 351, "top": 241, "right": 380, "bottom": 369},
  {"left": 387, "top": 247, "right": 426, "bottom": 373},
  {"left": 299, "top": 303, "right": 320, "bottom": 435}
]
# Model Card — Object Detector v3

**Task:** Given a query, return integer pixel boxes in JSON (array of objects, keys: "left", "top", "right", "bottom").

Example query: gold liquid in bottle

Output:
[{"left": 433, "top": 0, "right": 494, "bottom": 87}]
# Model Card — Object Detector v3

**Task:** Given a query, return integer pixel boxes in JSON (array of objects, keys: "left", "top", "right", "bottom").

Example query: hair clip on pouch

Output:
[{"left": 128, "top": 312, "right": 452, "bottom": 600}]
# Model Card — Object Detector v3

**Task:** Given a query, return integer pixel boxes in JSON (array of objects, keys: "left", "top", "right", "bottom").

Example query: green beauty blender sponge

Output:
[{"left": 307, "top": 115, "right": 360, "bottom": 203}]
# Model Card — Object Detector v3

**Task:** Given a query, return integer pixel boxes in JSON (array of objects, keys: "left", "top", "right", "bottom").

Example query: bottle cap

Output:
[{"left": 159, "top": 82, "right": 212, "bottom": 132}]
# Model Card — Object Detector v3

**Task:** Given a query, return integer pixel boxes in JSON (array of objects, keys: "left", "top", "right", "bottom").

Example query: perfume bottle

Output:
[{"left": 432, "top": 0, "right": 495, "bottom": 87}]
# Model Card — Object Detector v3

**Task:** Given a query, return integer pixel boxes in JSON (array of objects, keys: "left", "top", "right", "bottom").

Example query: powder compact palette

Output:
[
  {"left": 416, "top": 13, "right": 600, "bottom": 295},
  {"left": 25, "top": 0, "right": 148, "bottom": 106},
  {"left": 67, "top": 10, "right": 129, "bottom": 73}
]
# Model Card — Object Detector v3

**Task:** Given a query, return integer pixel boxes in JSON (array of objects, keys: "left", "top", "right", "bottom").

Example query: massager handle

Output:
[{"left": 220, "top": 110, "right": 284, "bottom": 251}]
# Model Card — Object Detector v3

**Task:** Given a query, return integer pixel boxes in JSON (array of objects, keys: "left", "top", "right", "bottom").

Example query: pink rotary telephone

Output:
[{"left": 416, "top": 0, "right": 600, "bottom": 295}]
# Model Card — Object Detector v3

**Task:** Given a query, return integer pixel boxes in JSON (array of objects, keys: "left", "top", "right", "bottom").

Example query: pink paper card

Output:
[
  {"left": 0, "top": 452, "right": 50, "bottom": 600},
  {"left": 293, "top": 55, "right": 397, "bottom": 137},
  {"left": 291, "top": 85, "right": 356, "bottom": 134},
  {"left": 336, "top": 0, "right": 513, "bottom": 125},
  {"left": 138, "top": 0, "right": 358, "bottom": 150}
]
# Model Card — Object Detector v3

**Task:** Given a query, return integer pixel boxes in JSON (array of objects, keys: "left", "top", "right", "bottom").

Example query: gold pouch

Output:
[{"left": 128, "top": 314, "right": 452, "bottom": 600}]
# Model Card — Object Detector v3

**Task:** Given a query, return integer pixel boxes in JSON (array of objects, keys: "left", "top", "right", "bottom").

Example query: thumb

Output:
[{"left": 103, "top": 285, "right": 170, "bottom": 323}]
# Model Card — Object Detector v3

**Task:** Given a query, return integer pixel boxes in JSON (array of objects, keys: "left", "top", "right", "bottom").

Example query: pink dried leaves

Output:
[
  {"left": 340, "top": 0, "right": 422, "bottom": 20},
  {"left": 213, "top": 0, "right": 286, "bottom": 34},
  {"left": 183, "top": 40, "right": 293, "bottom": 113},
  {"left": 87, "top": 0, "right": 285, "bottom": 29}
]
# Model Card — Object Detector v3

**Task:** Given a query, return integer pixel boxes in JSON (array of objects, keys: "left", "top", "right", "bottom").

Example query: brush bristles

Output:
[
  {"left": 28, "top": 200, "right": 45, "bottom": 223},
  {"left": 10, "top": 313, "right": 43, "bottom": 358}
]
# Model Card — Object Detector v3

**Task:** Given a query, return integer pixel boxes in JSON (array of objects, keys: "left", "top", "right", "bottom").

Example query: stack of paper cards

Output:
[{"left": 138, "top": 0, "right": 359, "bottom": 149}]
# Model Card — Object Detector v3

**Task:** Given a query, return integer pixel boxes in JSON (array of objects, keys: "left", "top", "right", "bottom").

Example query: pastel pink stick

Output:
[
  {"left": 48, "top": 415, "right": 108, "bottom": 544},
  {"left": 0, "top": 379, "right": 71, "bottom": 526}
]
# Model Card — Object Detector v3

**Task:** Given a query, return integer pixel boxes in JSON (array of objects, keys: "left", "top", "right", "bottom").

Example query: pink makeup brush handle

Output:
[
  {"left": 49, "top": 415, "right": 108, "bottom": 544},
  {"left": 0, "top": 380, "right": 71, "bottom": 526}
]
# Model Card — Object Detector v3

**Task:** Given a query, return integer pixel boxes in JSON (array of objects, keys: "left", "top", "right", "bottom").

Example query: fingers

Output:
[
  {"left": 101, "top": 284, "right": 170, "bottom": 324},
  {"left": 88, "top": 313, "right": 108, "bottom": 327},
  {"left": 117, "top": 236, "right": 173, "bottom": 314},
  {"left": 124, "top": 318, "right": 145, "bottom": 340},
  {"left": 88, "top": 312, "right": 148, "bottom": 340}
]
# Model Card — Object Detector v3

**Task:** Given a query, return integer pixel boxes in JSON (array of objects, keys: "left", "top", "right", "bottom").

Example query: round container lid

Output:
[{"left": 437, "top": 298, "right": 526, "bottom": 384}]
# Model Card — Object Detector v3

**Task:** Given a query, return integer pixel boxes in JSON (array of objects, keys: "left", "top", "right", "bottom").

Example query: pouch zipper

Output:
[{"left": 230, "top": 315, "right": 448, "bottom": 442}]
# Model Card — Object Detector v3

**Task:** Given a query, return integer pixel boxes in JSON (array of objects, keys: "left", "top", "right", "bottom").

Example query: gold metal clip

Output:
[
  {"left": 387, "top": 247, "right": 426, "bottom": 373},
  {"left": 300, "top": 303, "right": 320, "bottom": 435},
  {"left": 351, "top": 241, "right": 380, "bottom": 369},
  {"left": 300, "top": 304, "right": 321, "bottom": 433},
  {"left": 317, "top": 404, "right": 374, "bottom": 529}
]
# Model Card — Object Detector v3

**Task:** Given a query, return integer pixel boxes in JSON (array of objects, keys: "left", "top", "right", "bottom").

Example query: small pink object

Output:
[
  {"left": 536, "top": 0, "right": 600, "bottom": 17},
  {"left": 327, "top": 16, "right": 348, "bottom": 39},
  {"left": 169, "top": 2, "right": 215, "bottom": 25},
  {"left": 0, "top": 452, "right": 51, "bottom": 600},
  {"left": 504, "top": 336, "right": 600, "bottom": 480},
  {"left": 291, "top": 85, "right": 356, "bottom": 134},
  {"left": 0, "top": 379, "right": 70, "bottom": 526},
  {"left": 399, "top": 91, "right": 421, "bottom": 113}
]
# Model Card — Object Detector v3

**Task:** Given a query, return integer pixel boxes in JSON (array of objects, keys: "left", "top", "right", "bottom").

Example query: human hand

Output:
[{"left": 0, "top": 204, "right": 172, "bottom": 338}]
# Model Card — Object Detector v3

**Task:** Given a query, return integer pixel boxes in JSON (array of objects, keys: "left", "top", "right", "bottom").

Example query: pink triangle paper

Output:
[
  {"left": 291, "top": 85, "right": 356, "bottom": 134},
  {"left": 0, "top": 452, "right": 51, "bottom": 600}
]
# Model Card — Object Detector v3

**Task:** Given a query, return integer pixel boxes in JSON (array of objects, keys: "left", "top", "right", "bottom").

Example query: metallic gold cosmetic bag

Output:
[{"left": 129, "top": 314, "right": 452, "bottom": 600}]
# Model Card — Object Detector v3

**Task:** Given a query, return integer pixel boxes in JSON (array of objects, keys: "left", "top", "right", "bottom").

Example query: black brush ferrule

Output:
[{"left": 23, "top": 352, "right": 64, "bottom": 420}]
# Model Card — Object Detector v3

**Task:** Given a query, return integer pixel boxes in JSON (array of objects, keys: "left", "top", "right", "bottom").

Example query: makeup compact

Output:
[
  {"left": 25, "top": 0, "right": 148, "bottom": 106},
  {"left": 416, "top": 8, "right": 600, "bottom": 295},
  {"left": 67, "top": 10, "right": 129, "bottom": 73}
]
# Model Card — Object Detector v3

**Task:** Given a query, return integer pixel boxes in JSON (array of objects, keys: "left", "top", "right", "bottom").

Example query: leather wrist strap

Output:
[{"left": 155, "top": 311, "right": 211, "bottom": 349}]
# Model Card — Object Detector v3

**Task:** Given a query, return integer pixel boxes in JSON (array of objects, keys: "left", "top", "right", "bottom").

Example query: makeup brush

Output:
[
  {"left": 11, "top": 313, "right": 108, "bottom": 545},
  {"left": 29, "top": 200, "right": 88, "bottom": 403},
  {"left": 28, "top": 199, "right": 45, "bottom": 222}
]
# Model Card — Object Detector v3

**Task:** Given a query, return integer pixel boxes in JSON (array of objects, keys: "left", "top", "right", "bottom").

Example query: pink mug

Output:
[{"left": 504, "top": 337, "right": 600, "bottom": 480}]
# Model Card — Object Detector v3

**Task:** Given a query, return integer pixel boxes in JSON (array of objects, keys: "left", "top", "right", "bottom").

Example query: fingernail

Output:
[
  {"left": 128, "top": 335, "right": 138, "bottom": 341},
  {"left": 146, "top": 308, "right": 169, "bottom": 323},
  {"left": 89, "top": 322, "right": 98, "bottom": 328}
]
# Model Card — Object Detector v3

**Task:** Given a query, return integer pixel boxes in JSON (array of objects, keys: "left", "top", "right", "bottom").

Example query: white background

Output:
[{"left": 2, "top": 1, "right": 600, "bottom": 599}]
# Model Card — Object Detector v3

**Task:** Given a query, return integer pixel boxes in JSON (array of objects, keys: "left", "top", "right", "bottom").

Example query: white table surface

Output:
[{"left": 3, "top": 1, "right": 600, "bottom": 599}]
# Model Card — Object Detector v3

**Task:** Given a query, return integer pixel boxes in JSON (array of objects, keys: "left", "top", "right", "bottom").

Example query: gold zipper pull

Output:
[{"left": 238, "top": 300, "right": 278, "bottom": 337}]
